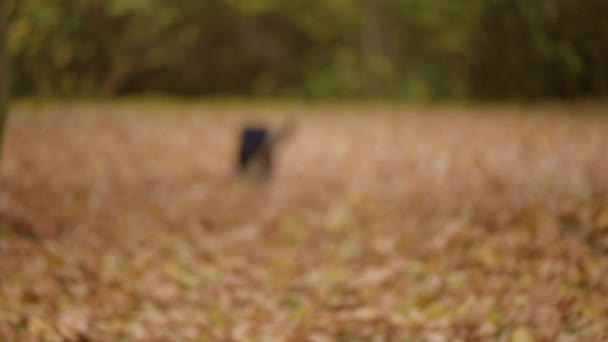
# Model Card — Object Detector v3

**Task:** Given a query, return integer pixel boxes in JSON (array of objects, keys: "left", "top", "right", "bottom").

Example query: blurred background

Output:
[
  {"left": 3, "top": 2, "right": 608, "bottom": 340},
  {"left": 4, "top": 0, "right": 608, "bottom": 101}
]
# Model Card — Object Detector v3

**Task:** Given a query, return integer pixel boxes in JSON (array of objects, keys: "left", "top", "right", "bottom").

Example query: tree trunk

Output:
[
  {"left": 360, "top": 0, "right": 397, "bottom": 97},
  {"left": 0, "top": 0, "right": 8, "bottom": 161}
]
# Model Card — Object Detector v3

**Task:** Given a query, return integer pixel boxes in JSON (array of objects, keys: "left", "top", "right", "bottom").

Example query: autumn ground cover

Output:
[{"left": 0, "top": 102, "right": 607, "bottom": 341}]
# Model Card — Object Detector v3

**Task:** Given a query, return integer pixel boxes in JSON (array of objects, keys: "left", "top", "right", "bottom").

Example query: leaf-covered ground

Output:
[{"left": 1, "top": 103, "right": 608, "bottom": 341}]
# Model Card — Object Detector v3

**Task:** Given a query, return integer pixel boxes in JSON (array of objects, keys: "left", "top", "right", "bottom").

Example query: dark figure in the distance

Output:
[{"left": 238, "top": 119, "right": 295, "bottom": 179}]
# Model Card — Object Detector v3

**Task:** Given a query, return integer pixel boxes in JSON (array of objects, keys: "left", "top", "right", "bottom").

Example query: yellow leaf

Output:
[
  {"left": 27, "top": 317, "right": 51, "bottom": 337},
  {"left": 511, "top": 326, "right": 535, "bottom": 342},
  {"left": 473, "top": 246, "right": 499, "bottom": 267},
  {"left": 486, "top": 310, "right": 502, "bottom": 323},
  {"left": 597, "top": 207, "right": 608, "bottom": 229},
  {"left": 163, "top": 262, "right": 199, "bottom": 288}
]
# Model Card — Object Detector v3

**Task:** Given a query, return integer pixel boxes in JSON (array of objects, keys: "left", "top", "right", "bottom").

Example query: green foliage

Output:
[
  {"left": 5, "top": 0, "right": 608, "bottom": 100},
  {"left": 469, "top": 0, "right": 608, "bottom": 99},
  {"left": 1, "top": 0, "right": 8, "bottom": 159}
]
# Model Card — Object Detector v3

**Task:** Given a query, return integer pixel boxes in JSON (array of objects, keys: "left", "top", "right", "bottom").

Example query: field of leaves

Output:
[{"left": 1, "top": 103, "right": 608, "bottom": 341}]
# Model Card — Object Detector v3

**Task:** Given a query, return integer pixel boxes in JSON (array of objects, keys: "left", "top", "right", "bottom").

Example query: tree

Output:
[
  {"left": 468, "top": 0, "right": 608, "bottom": 99},
  {"left": 360, "top": 0, "right": 398, "bottom": 97},
  {"left": 0, "top": 0, "right": 8, "bottom": 160}
]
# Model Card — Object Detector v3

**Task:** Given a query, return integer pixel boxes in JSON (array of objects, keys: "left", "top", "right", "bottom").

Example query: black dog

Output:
[{"left": 237, "top": 119, "right": 295, "bottom": 179}]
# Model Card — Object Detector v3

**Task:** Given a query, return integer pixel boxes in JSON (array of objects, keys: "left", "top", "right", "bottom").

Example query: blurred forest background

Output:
[
  {"left": 4, "top": 0, "right": 608, "bottom": 101},
  {"left": 3, "top": 2, "right": 608, "bottom": 340}
]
